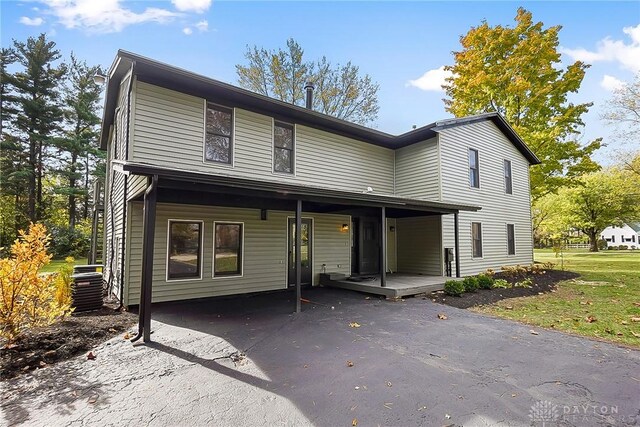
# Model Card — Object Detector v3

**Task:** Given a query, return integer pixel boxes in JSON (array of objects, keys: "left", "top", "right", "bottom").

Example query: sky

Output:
[{"left": 2, "top": 0, "right": 639, "bottom": 164}]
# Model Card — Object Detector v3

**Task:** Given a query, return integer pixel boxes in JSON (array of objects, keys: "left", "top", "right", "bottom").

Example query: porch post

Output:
[
  {"left": 295, "top": 199, "right": 302, "bottom": 313},
  {"left": 380, "top": 206, "right": 387, "bottom": 287},
  {"left": 454, "top": 212, "right": 460, "bottom": 278},
  {"left": 132, "top": 175, "right": 158, "bottom": 343}
]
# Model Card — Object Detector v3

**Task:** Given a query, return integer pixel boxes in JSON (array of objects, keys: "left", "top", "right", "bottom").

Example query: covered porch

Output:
[
  {"left": 110, "top": 160, "right": 479, "bottom": 343},
  {"left": 320, "top": 273, "right": 460, "bottom": 298}
]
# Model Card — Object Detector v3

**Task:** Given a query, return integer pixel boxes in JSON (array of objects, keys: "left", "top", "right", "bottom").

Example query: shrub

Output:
[
  {"left": 597, "top": 239, "right": 608, "bottom": 251},
  {"left": 500, "top": 265, "right": 528, "bottom": 280},
  {"left": 462, "top": 276, "right": 479, "bottom": 292},
  {"left": 444, "top": 280, "right": 465, "bottom": 297},
  {"left": 492, "top": 279, "right": 510, "bottom": 289},
  {"left": 527, "top": 264, "right": 546, "bottom": 275},
  {"left": 476, "top": 274, "right": 494, "bottom": 289},
  {"left": 514, "top": 278, "right": 533, "bottom": 288},
  {"left": 54, "top": 257, "right": 75, "bottom": 311},
  {"left": 483, "top": 268, "right": 496, "bottom": 277},
  {"left": 0, "top": 224, "right": 73, "bottom": 343},
  {"left": 618, "top": 245, "right": 628, "bottom": 251},
  {"left": 541, "top": 261, "right": 556, "bottom": 270},
  {"left": 46, "top": 224, "right": 90, "bottom": 259}
]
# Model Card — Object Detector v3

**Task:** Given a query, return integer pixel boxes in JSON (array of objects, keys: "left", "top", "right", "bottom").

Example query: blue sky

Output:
[{"left": 2, "top": 1, "right": 639, "bottom": 164}]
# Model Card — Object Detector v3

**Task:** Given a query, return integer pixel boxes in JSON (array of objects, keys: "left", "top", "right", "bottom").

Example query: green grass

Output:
[
  {"left": 475, "top": 249, "right": 640, "bottom": 347},
  {"left": 40, "top": 258, "right": 88, "bottom": 273}
]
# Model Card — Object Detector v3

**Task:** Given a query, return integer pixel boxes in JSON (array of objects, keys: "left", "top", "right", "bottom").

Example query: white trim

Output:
[
  {"left": 202, "top": 101, "right": 235, "bottom": 168},
  {"left": 272, "top": 119, "right": 296, "bottom": 176},
  {"left": 212, "top": 221, "right": 245, "bottom": 279},
  {"left": 166, "top": 219, "right": 204, "bottom": 282},
  {"left": 285, "top": 216, "right": 314, "bottom": 286}
]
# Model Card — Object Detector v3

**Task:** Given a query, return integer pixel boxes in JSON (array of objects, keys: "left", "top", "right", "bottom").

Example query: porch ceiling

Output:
[{"left": 116, "top": 160, "right": 480, "bottom": 215}]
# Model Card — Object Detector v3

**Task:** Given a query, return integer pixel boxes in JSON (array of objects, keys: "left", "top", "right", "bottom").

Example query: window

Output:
[
  {"left": 504, "top": 160, "right": 513, "bottom": 194},
  {"left": 472, "top": 222, "right": 483, "bottom": 257},
  {"left": 274, "top": 121, "right": 294, "bottom": 173},
  {"left": 168, "top": 221, "right": 202, "bottom": 280},
  {"left": 205, "top": 104, "right": 233, "bottom": 164},
  {"left": 214, "top": 223, "right": 243, "bottom": 276},
  {"left": 469, "top": 149, "right": 480, "bottom": 188},
  {"left": 612, "top": 235, "right": 615, "bottom": 243},
  {"left": 507, "top": 224, "right": 516, "bottom": 255}
]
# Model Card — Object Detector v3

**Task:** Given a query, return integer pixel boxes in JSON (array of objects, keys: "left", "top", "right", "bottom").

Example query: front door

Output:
[
  {"left": 288, "top": 218, "right": 312, "bottom": 286},
  {"left": 359, "top": 218, "right": 380, "bottom": 275}
]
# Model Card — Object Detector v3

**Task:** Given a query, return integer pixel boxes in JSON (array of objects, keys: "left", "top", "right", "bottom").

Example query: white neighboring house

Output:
[{"left": 600, "top": 223, "right": 640, "bottom": 248}]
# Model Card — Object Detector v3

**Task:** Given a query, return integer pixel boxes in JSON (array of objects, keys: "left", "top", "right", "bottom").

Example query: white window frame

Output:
[
  {"left": 468, "top": 148, "right": 480, "bottom": 189},
  {"left": 212, "top": 221, "right": 245, "bottom": 279},
  {"left": 271, "top": 119, "right": 296, "bottom": 175},
  {"left": 471, "top": 222, "right": 483, "bottom": 258},
  {"left": 504, "top": 159, "right": 513, "bottom": 195},
  {"left": 166, "top": 219, "right": 204, "bottom": 282},
  {"left": 202, "top": 101, "right": 235, "bottom": 167},
  {"left": 507, "top": 223, "right": 516, "bottom": 256}
]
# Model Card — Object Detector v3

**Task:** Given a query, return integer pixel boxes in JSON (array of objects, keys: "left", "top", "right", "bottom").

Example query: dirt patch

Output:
[
  {"left": 1, "top": 302, "right": 137, "bottom": 379},
  {"left": 430, "top": 270, "right": 580, "bottom": 309}
]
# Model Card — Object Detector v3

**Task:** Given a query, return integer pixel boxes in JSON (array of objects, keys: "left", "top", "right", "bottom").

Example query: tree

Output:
[
  {"left": 54, "top": 54, "right": 102, "bottom": 229},
  {"left": 562, "top": 169, "right": 638, "bottom": 252},
  {"left": 444, "top": 8, "right": 601, "bottom": 200},
  {"left": 2, "top": 34, "right": 66, "bottom": 222},
  {"left": 236, "top": 38, "right": 380, "bottom": 125},
  {"left": 602, "top": 73, "right": 640, "bottom": 144}
]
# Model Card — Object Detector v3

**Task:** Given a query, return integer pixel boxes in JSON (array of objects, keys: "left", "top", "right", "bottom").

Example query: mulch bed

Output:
[
  {"left": 1, "top": 302, "right": 137, "bottom": 379},
  {"left": 430, "top": 269, "right": 580, "bottom": 309}
]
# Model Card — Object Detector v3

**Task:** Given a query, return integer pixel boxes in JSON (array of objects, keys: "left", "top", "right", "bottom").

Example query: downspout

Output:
[{"left": 118, "top": 61, "right": 136, "bottom": 310}]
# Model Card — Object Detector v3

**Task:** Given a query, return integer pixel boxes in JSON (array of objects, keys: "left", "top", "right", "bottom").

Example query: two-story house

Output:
[
  {"left": 97, "top": 51, "right": 540, "bottom": 341},
  {"left": 601, "top": 223, "right": 640, "bottom": 248}
]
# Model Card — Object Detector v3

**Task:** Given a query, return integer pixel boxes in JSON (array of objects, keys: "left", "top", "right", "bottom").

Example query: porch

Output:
[{"left": 320, "top": 273, "right": 459, "bottom": 298}]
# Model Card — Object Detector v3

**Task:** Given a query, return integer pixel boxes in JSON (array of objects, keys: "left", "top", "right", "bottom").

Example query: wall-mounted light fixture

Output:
[
  {"left": 341, "top": 224, "right": 349, "bottom": 232},
  {"left": 260, "top": 209, "right": 268, "bottom": 220},
  {"left": 389, "top": 226, "right": 396, "bottom": 232}
]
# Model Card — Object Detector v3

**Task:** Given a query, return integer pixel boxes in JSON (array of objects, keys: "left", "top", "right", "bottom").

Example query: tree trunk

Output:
[
  {"left": 69, "top": 152, "right": 77, "bottom": 229},
  {"left": 36, "top": 138, "right": 43, "bottom": 220},
  {"left": 588, "top": 230, "right": 599, "bottom": 252},
  {"left": 83, "top": 152, "right": 89, "bottom": 219},
  {"left": 27, "top": 129, "right": 37, "bottom": 222}
]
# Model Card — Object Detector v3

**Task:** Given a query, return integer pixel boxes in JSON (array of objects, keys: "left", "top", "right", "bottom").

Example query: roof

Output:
[
  {"left": 113, "top": 160, "right": 481, "bottom": 214},
  {"left": 99, "top": 50, "right": 541, "bottom": 165},
  {"left": 628, "top": 222, "right": 640, "bottom": 233}
]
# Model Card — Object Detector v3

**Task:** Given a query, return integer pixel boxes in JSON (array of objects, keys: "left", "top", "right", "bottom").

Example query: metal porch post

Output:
[
  {"left": 131, "top": 175, "right": 158, "bottom": 343},
  {"left": 380, "top": 206, "right": 387, "bottom": 287},
  {"left": 454, "top": 212, "right": 460, "bottom": 278},
  {"left": 295, "top": 200, "right": 302, "bottom": 313}
]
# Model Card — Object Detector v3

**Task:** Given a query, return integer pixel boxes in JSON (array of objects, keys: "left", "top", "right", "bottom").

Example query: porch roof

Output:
[{"left": 114, "top": 160, "right": 480, "bottom": 214}]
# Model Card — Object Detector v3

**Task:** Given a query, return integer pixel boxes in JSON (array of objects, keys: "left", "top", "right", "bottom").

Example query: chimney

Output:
[{"left": 304, "top": 81, "right": 314, "bottom": 110}]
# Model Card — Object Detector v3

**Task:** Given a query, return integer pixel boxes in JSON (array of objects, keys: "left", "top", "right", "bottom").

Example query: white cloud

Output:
[
  {"left": 407, "top": 66, "right": 453, "bottom": 92},
  {"left": 195, "top": 19, "right": 208, "bottom": 32},
  {"left": 41, "top": 0, "right": 179, "bottom": 33},
  {"left": 20, "top": 16, "right": 44, "bottom": 26},
  {"left": 561, "top": 24, "right": 640, "bottom": 72},
  {"left": 182, "top": 27, "right": 193, "bottom": 35},
  {"left": 601, "top": 75, "right": 625, "bottom": 91},
  {"left": 171, "top": 0, "right": 211, "bottom": 13}
]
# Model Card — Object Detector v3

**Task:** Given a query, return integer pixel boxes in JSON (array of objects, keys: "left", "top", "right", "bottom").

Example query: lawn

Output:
[
  {"left": 40, "top": 258, "right": 89, "bottom": 273},
  {"left": 474, "top": 249, "right": 640, "bottom": 347}
]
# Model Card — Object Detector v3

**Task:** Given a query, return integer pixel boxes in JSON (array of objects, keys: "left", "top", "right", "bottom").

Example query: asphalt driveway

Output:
[{"left": 2, "top": 288, "right": 639, "bottom": 426}]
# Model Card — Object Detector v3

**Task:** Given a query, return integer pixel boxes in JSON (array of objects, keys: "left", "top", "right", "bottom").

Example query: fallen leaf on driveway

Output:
[
  {"left": 87, "top": 351, "right": 96, "bottom": 360},
  {"left": 352, "top": 418, "right": 358, "bottom": 426},
  {"left": 88, "top": 394, "right": 99, "bottom": 404},
  {"left": 386, "top": 381, "right": 392, "bottom": 387},
  {"left": 529, "top": 330, "right": 539, "bottom": 335},
  {"left": 123, "top": 332, "right": 130, "bottom": 340},
  {"left": 511, "top": 393, "right": 517, "bottom": 397},
  {"left": 585, "top": 315, "right": 597, "bottom": 323},
  {"left": 437, "top": 313, "right": 447, "bottom": 320},
  {"left": 346, "top": 360, "right": 354, "bottom": 367},
  {"left": 349, "top": 322, "right": 361, "bottom": 328}
]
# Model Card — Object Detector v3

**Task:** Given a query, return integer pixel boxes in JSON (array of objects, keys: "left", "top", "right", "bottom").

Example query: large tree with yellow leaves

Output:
[{"left": 444, "top": 8, "right": 601, "bottom": 200}]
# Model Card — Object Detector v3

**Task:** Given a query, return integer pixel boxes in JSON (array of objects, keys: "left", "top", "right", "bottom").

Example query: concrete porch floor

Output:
[{"left": 321, "top": 273, "right": 460, "bottom": 298}]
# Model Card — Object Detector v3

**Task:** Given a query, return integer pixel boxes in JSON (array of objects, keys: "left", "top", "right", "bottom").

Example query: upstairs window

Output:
[
  {"left": 504, "top": 159, "right": 513, "bottom": 194},
  {"left": 205, "top": 104, "right": 233, "bottom": 164},
  {"left": 472, "top": 222, "right": 483, "bottom": 258},
  {"left": 274, "top": 121, "right": 294, "bottom": 174},
  {"left": 507, "top": 224, "right": 516, "bottom": 255},
  {"left": 168, "top": 221, "right": 202, "bottom": 280},
  {"left": 469, "top": 149, "right": 480, "bottom": 188}
]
